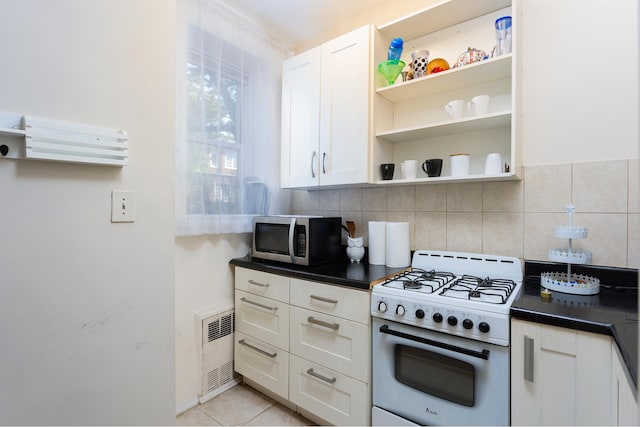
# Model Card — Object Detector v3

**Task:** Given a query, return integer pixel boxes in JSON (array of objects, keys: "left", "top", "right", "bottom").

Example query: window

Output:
[
  {"left": 176, "top": 0, "right": 290, "bottom": 235},
  {"left": 184, "top": 39, "right": 244, "bottom": 216}
]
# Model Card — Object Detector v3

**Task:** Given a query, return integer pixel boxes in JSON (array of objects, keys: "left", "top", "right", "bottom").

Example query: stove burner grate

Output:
[
  {"left": 440, "top": 275, "right": 516, "bottom": 304},
  {"left": 383, "top": 268, "right": 456, "bottom": 293}
]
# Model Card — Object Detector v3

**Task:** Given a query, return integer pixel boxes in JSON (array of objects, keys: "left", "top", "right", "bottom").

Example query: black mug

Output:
[
  {"left": 380, "top": 163, "right": 395, "bottom": 180},
  {"left": 422, "top": 159, "right": 443, "bottom": 177}
]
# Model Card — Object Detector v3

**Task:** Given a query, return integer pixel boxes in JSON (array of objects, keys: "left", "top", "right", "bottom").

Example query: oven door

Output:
[{"left": 372, "top": 316, "right": 509, "bottom": 426}]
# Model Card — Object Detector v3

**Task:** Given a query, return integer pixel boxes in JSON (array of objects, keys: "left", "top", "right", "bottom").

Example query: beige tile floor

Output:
[{"left": 176, "top": 383, "right": 316, "bottom": 426}]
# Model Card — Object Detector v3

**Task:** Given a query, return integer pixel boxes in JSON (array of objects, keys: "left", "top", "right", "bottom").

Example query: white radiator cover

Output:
[{"left": 200, "top": 309, "right": 239, "bottom": 398}]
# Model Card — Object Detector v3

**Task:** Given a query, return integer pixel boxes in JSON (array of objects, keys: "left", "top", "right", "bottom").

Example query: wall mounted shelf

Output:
[
  {"left": 376, "top": 54, "right": 512, "bottom": 103},
  {"left": 0, "top": 111, "right": 128, "bottom": 166},
  {"left": 377, "top": 110, "right": 511, "bottom": 143},
  {"left": 377, "top": 0, "right": 511, "bottom": 41},
  {"left": 373, "top": 172, "right": 517, "bottom": 186}
]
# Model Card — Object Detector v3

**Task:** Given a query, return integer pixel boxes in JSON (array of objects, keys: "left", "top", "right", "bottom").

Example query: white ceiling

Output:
[{"left": 229, "top": 0, "right": 390, "bottom": 47}]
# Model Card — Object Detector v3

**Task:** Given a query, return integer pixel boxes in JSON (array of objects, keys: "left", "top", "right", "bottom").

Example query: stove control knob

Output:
[
  {"left": 377, "top": 301, "right": 388, "bottom": 313},
  {"left": 415, "top": 309, "right": 425, "bottom": 319},
  {"left": 462, "top": 319, "right": 474, "bottom": 330},
  {"left": 447, "top": 316, "right": 458, "bottom": 326},
  {"left": 395, "top": 305, "right": 406, "bottom": 316},
  {"left": 478, "top": 321, "right": 490, "bottom": 333},
  {"left": 432, "top": 313, "right": 443, "bottom": 323}
]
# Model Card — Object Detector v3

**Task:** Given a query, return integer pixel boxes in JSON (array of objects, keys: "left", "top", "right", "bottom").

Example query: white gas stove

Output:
[{"left": 371, "top": 250, "right": 523, "bottom": 346}]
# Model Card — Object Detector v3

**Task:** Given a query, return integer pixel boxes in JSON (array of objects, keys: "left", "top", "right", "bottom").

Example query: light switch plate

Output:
[{"left": 111, "top": 190, "right": 135, "bottom": 223}]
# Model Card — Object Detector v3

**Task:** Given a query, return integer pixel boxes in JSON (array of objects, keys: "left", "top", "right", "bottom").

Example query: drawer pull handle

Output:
[
  {"left": 306, "top": 368, "right": 336, "bottom": 384},
  {"left": 308, "top": 316, "right": 339, "bottom": 330},
  {"left": 248, "top": 279, "right": 269, "bottom": 288},
  {"left": 238, "top": 339, "right": 277, "bottom": 358},
  {"left": 310, "top": 294, "right": 338, "bottom": 304},
  {"left": 524, "top": 335, "right": 534, "bottom": 382},
  {"left": 240, "top": 297, "right": 278, "bottom": 311}
]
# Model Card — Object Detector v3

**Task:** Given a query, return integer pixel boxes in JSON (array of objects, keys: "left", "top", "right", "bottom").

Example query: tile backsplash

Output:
[{"left": 290, "top": 159, "right": 639, "bottom": 269}]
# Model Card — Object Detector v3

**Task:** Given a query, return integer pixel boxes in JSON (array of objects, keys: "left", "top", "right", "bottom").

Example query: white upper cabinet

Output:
[
  {"left": 281, "top": 47, "right": 322, "bottom": 188},
  {"left": 319, "top": 25, "right": 370, "bottom": 186},
  {"left": 281, "top": 26, "right": 371, "bottom": 189},
  {"left": 372, "top": 0, "right": 521, "bottom": 184}
]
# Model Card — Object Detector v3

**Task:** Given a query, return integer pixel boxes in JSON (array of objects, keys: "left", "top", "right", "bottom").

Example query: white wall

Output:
[
  {"left": 0, "top": 1, "right": 176, "bottom": 425},
  {"left": 175, "top": 233, "right": 250, "bottom": 410},
  {"left": 520, "top": 0, "right": 639, "bottom": 165}
]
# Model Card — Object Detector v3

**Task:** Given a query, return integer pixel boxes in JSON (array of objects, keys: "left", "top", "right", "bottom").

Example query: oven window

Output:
[
  {"left": 394, "top": 344, "right": 475, "bottom": 407},
  {"left": 255, "top": 223, "right": 290, "bottom": 254}
]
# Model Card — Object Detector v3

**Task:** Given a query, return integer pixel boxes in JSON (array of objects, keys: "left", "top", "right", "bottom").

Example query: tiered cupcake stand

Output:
[{"left": 540, "top": 204, "right": 600, "bottom": 295}]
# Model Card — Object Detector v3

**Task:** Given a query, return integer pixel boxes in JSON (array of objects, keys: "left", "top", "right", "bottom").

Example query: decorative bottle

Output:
[{"left": 388, "top": 38, "right": 404, "bottom": 61}]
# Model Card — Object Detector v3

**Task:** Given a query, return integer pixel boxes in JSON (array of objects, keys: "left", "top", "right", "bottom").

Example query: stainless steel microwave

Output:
[{"left": 252, "top": 215, "right": 342, "bottom": 265}]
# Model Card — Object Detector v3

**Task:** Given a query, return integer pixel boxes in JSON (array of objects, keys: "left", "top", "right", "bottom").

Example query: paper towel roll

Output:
[
  {"left": 368, "top": 221, "right": 386, "bottom": 265},
  {"left": 385, "top": 222, "right": 411, "bottom": 268}
]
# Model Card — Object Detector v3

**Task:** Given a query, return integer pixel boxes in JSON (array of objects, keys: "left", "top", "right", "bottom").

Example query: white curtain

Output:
[{"left": 175, "top": 0, "right": 291, "bottom": 235}]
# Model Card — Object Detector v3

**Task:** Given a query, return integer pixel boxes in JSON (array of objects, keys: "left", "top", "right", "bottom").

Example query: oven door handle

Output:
[{"left": 379, "top": 324, "right": 490, "bottom": 360}]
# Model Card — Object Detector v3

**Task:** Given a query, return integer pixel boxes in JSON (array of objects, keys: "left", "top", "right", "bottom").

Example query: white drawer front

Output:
[
  {"left": 289, "top": 354, "right": 369, "bottom": 426},
  {"left": 234, "top": 331, "right": 289, "bottom": 399},
  {"left": 290, "top": 306, "right": 369, "bottom": 382},
  {"left": 290, "top": 278, "right": 370, "bottom": 324},
  {"left": 235, "top": 290, "right": 289, "bottom": 351},
  {"left": 235, "top": 267, "right": 290, "bottom": 303}
]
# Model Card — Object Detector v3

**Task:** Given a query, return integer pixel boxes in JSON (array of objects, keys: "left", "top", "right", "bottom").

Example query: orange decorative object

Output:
[{"left": 426, "top": 58, "right": 450, "bottom": 75}]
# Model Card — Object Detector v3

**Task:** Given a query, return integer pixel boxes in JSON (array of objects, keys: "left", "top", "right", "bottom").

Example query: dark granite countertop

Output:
[
  {"left": 229, "top": 252, "right": 407, "bottom": 290},
  {"left": 511, "top": 261, "right": 638, "bottom": 389}
]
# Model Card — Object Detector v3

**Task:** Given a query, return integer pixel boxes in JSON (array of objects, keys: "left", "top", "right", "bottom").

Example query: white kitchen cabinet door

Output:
[
  {"left": 235, "top": 290, "right": 290, "bottom": 351},
  {"left": 289, "top": 306, "right": 369, "bottom": 382},
  {"left": 319, "top": 25, "right": 370, "bottom": 186},
  {"left": 511, "top": 319, "right": 613, "bottom": 426},
  {"left": 611, "top": 342, "right": 638, "bottom": 426},
  {"left": 290, "top": 278, "right": 371, "bottom": 324},
  {"left": 235, "top": 267, "right": 290, "bottom": 303},
  {"left": 234, "top": 331, "right": 289, "bottom": 399},
  {"left": 281, "top": 46, "right": 321, "bottom": 188},
  {"left": 289, "top": 354, "right": 369, "bottom": 426}
]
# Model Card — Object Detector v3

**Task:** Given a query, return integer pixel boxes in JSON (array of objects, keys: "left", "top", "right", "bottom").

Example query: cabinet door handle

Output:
[
  {"left": 306, "top": 368, "right": 336, "bottom": 384},
  {"left": 524, "top": 335, "right": 534, "bottom": 383},
  {"left": 307, "top": 316, "right": 339, "bottom": 330},
  {"left": 240, "top": 297, "right": 278, "bottom": 311},
  {"left": 322, "top": 152, "right": 327, "bottom": 174},
  {"left": 248, "top": 279, "right": 269, "bottom": 288},
  {"left": 238, "top": 339, "right": 277, "bottom": 358},
  {"left": 311, "top": 151, "right": 317, "bottom": 178},
  {"left": 310, "top": 294, "right": 338, "bottom": 304}
]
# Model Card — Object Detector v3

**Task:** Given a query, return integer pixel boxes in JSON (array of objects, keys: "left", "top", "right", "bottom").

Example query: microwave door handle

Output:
[
  {"left": 289, "top": 218, "right": 296, "bottom": 263},
  {"left": 379, "top": 324, "right": 490, "bottom": 360}
]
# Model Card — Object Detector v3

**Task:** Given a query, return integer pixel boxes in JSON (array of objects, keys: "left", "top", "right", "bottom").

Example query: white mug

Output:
[
  {"left": 468, "top": 95, "right": 490, "bottom": 116},
  {"left": 484, "top": 153, "right": 502, "bottom": 174},
  {"left": 450, "top": 154, "right": 470, "bottom": 176},
  {"left": 401, "top": 160, "right": 418, "bottom": 179},
  {"left": 445, "top": 100, "right": 464, "bottom": 119}
]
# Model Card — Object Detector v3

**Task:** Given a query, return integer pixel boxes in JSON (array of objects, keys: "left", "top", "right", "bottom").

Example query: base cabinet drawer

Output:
[
  {"left": 235, "top": 290, "right": 290, "bottom": 351},
  {"left": 234, "top": 331, "right": 289, "bottom": 399},
  {"left": 289, "top": 354, "right": 369, "bottom": 426},
  {"left": 290, "top": 278, "right": 370, "bottom": 324},
  {"left": 235, "top": 267, "right": 290, "bottom": 303},
  {"left": 290, "top": 306, "right": 370, "bottom": 382}
]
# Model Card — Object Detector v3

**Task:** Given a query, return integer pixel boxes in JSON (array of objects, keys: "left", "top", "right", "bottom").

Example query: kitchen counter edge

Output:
[{"left": 229, "top": 256, "right": 407, "bottom": 290}]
